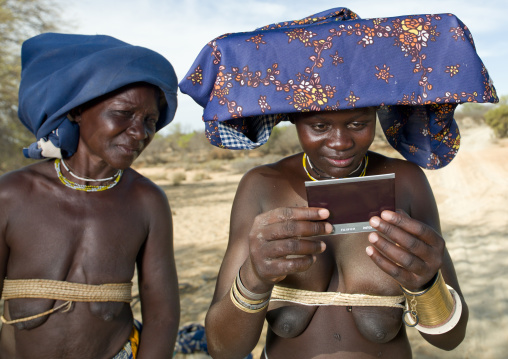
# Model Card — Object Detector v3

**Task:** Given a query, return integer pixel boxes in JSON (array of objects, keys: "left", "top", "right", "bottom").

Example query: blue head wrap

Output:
[
  {"left": 179, "top": 7, "right": 498, "bottom": 169},
  {"left": 18, "top": 33, "right": 178, "bottom": 159}
]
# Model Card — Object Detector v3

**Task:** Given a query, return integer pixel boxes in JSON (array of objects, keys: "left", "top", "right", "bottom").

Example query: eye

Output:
[
  {"left": 347, "top": 121, "right": 368, "bottom": 130},
  {"left": 145, "top": 117, "right": 158, "bottom": 127},
  {"left": 111, "top": 110, "right": 133, "bottom": 119},
  {"left": 310, "top": 123, "right": 329, "bottom": 132}
]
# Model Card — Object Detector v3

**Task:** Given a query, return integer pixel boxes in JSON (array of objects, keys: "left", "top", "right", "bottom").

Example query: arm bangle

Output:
[
  {"left": 230, "top": 283, "right": 269, "bottom": 314},
  {"left": 236, "top": 268, "right": 272, "bottom": 301},
  {"left": 401, "top": 270, "right": 462, "bottom": 334}
]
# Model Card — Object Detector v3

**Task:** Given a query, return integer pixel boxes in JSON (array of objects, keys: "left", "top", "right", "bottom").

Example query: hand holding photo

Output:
[{"left": 305, "top": 173, "right": 395, "bottom": 234}]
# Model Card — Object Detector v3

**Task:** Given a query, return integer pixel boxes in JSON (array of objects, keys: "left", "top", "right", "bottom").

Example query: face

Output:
[
  {"left": 293, "top": 107, "right": 376, "bottom": 178},
  {"left": 73, "top": 83, "right": 160, "bottom": 169}
]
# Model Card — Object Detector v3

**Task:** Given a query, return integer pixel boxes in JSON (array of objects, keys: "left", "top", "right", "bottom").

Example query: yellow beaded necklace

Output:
[
  {"left": 54, "top": 158, "right": 123, "bottom": 192},
  {"left": 302, "top": 153, "right": 368, "bottom": 181}
]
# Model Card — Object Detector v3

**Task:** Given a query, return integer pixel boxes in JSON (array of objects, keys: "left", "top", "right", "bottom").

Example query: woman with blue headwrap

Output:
[
  {"left": 0, "top": 33, "right": 179, "bottom": 358},
  {"left": 179, "top": 7, "right": 497, "bottom": 359}
]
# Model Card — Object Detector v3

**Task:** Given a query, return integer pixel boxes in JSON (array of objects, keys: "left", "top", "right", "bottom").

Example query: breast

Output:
[
  {"left": 352, "top": 306, "right": 403, "bottom": 343},
  {"left": 89, "top": 301, "right": 127, "bottom": 322},
  {"left": 328, "top": 233, "right": 405, "bottom": 343},
  {"left": 266, "top": 304, "right": 318, "bottom": 338},
  {"left": 267, "top": 232, "right": 405, "bottom": 343}
]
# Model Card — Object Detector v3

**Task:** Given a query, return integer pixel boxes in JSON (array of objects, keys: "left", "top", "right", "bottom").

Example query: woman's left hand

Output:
[{"left": 366, "top": 209, "right": 444, "bottom": 291}]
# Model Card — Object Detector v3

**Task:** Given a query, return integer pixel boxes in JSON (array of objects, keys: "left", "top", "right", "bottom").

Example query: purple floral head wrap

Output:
[{"left": 179, "top": 7, "right": 497, "bottom": 169}]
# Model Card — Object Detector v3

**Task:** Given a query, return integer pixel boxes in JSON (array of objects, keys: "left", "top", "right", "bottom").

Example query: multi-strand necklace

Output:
[
  {"left": 54, "top": 158, "right": 123, "bottom": 192},
  {"left": 302, "top": 153, "right": 368, "bottom": 181}
]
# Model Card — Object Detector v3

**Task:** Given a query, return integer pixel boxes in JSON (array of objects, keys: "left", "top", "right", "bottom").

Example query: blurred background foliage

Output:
[{"left": 0, "top": 0, "right": 61, "bottom": 174}]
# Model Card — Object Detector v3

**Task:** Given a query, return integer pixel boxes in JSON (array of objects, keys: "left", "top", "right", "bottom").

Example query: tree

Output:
[
  {"left": 0, "top": 0, "right": 61, "bottom": 173},
  {"left": 484, "top": 96, "right": 508, "bottom": 138}
]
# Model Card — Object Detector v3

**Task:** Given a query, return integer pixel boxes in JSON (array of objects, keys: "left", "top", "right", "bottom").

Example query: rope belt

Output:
[
  {"left": 1, "top": 279, "right": 132, "bottom": 325},
  {"left": 270, "top": 285, "right": 405, "bottom": 309}
]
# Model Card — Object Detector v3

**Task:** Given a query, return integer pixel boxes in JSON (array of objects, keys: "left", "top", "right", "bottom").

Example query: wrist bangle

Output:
[
  {"left": 236, "top": 267, "right": 272, "bottom": 301},
  {"left": 230, "top": 282, "right": 269, "bottom": 314},
  {"left": 401, "top": 270, "right": 462, "bottom": 334}
]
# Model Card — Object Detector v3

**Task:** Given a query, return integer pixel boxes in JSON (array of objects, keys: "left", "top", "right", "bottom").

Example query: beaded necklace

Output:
[
  {"left": 302, "top": 153, "right": 368, "bottom": 181},
  {"left": 61, "top": 158, "right": 121, "bottom": 182},
  {"left": 54, "top": 158, "right": 123, "bottom": 192}
]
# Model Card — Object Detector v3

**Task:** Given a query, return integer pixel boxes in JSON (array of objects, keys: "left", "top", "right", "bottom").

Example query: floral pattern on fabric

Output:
[{"left": 180, "top": 7, "right": 498, "bottom": 169}]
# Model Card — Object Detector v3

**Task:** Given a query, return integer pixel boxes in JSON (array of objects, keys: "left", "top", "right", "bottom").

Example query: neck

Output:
[
  {"left": 303, "top": 153, "right": 368, "bottom": 181},
  {"left": 62, "top": 156, "right": 120, "bottom": 184},
  {"left": 54, "top": 159, "right": 124, "bottom": 192}
]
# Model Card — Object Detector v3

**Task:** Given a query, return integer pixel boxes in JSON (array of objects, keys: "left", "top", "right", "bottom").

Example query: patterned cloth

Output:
[
  {"left": 18, "top": 33, "right": 178, "bottom": 159},
  {"left": 179, "top": 7, "right": 498, "bottom": 169},
  {"left": 174, "top": 323, "right": 208, "bottom": 355},
  {"left": 113, "top": 320, "right": 142, "bottom": 359},
  {"left": 173, "top": 323, "right": 252, "bottom": 359}
]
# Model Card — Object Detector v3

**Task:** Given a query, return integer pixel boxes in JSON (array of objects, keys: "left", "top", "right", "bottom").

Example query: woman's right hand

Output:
[{"left": 240, "top": 207, "right": 332, "bottom": 293}]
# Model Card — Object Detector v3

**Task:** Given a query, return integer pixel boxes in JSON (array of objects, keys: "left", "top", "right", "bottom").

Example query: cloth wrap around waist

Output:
[
  {"left": 271, "top": 285, "right": 405, "bottom": 309},
  {"left": 1, "top": 279, "right": 132, "bottom": 325}
]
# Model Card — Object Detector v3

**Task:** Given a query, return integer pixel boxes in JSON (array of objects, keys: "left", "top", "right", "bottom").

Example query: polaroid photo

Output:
[{"left": 305, "top": 173, "right": 395, "bottom": 234}]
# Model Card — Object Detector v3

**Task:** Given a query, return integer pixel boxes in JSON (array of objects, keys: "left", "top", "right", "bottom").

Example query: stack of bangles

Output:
[
  {"left": 230, "top": 269, "right": 271, "bottom": 314},
  {"left": 401, "top": 270, "right": 463, "bottom": 334}
]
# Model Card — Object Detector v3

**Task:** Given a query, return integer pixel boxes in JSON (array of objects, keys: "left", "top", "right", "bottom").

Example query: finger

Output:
[
  {"left": 379, "top": 210, "right": 441, "bottom": 247},
  {"left": 366, "top": 243, "right": 439, "bottom": 290},
  {"left": 261, "top": 219, "right": 333, "bottom": 241},
  {"left": 267, "top": 255, "right": 318, "bottom": 277},
  {"left": 369, "top": 215, "right": 437, "bottom": 259},
  {"left": 365, "top": 244, "right": 412, "bottom": 284},
  {"left": 368, "top": 231, "right": 427, "bottom": 276},
  {"left": 254, "top": 208, "right": 333, "bottom": 240},
  {"left": 263, "top": 238, "right": 326, "bottom": 259},
  {"left": 369, "top": 215, "right": 428, "bottom": 259},
  {"left": 263, "top": 207, "right": 330, "bottom": 225}
]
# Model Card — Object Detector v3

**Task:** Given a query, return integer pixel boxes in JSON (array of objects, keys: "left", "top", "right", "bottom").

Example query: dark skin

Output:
[
  {"left": 205, "top": 108, "right": 468, "bottom": 358},
  {"left": 0, "top": 84, "right": 179, "bottom": 359}
]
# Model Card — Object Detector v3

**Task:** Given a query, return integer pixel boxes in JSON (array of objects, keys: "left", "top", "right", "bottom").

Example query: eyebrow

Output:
[{"left": 311, "top": 109, "right": 374, "bottom": 121}]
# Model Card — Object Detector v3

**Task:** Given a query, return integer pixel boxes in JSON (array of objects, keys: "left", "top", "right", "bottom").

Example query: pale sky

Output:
[{"left": 61, "top": 0, "right": 507, "bottom": 132}]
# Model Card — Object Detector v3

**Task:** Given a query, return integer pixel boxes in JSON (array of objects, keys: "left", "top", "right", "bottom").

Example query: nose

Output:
[
  {"left": 127, "top": 117, "right": 149, "bottom": 140},
  {"left": 325, "top": 128, "right": 353, "bottom": 151}
]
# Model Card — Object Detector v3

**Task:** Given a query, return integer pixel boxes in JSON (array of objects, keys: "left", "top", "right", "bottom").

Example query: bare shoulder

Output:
[
  {"left": 368, "top": 151, "right": 429, "bottom": 185},
  {"left": 234, "top": 153, "right": 304, "bottom": 216},
  {"left": 369, "top": 151, "right": 437, "bottom": 217},
  {"left": 122, "top": 168, "right": 171, "bottom": 211},
  {"left": 238, "top": 153, "right": 301, "bottom": 190},
  {"left": 0, "top": 161, "right": 53, "bottom": 201}
]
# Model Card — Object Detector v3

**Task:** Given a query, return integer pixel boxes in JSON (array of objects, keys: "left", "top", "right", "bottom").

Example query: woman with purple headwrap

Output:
[
  {"left": 0, "top": 33, "right": 179, "bottom": 358},
  {"left": 179, "top": 7, "right": 497, "bottom": 358}
]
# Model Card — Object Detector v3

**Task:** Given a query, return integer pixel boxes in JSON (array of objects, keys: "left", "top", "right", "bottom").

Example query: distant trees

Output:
[
  {"left": 484, "top": 96, "right": 508, "bottom": 138},
  {"left": 0, "top": 0, "right": 61, "bottom": 173}
]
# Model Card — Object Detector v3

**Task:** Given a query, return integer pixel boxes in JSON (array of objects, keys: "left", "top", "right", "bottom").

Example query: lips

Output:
[
  {"left": 324, "top": 156, "right": 355, "bottom": 168},
  {"left": 117, "top": 143, "right": 143, "bottom": 155}
]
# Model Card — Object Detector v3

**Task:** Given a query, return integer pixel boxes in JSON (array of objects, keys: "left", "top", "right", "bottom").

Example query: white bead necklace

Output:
[{"left": 61, "top": 158, "right": 121, "bottom": 182}]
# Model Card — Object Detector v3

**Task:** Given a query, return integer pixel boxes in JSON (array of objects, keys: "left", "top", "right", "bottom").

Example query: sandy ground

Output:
[
  {"left": 137, "top": 122, "right": 508, "bottom": 359},
  {"left": 1, "top": 123, "right": 506, "bottom": 358}
]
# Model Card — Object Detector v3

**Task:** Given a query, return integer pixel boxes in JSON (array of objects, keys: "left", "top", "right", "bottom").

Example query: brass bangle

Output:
[
  {"left": 236, "top": 268, "right": 272, "bottom": 301},
  {"left": 230, "top": 284, "right": 269, "bottom": 314},
  {"left": 232, "top": 278, "right": 267, "bottom": 305},
  {"left": 401, "top": 270, "right": 456, "bottom": 329},
  {"left": 401, "top": 271, "right": 439, "bottom": 296}
]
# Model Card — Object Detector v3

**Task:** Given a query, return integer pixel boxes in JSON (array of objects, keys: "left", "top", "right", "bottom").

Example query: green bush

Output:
[
  {"left": 171, "top": 172, "right": 186, "bottom": 186},
  {"left": 484, "top": 104, "right": 508, "bottom": 138},
  {"left": 258, "top": 124, "right": 302, "bottom": 156},
  {"left": 192, "top": 172, "right": 211, "bottom": 181}
]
